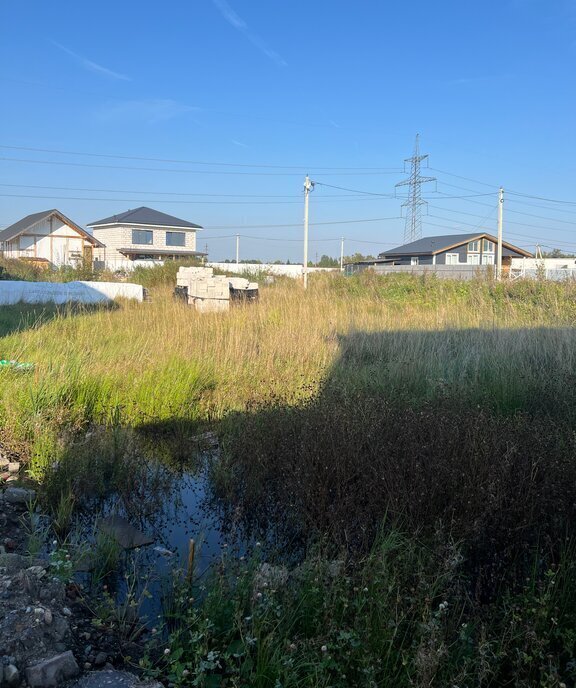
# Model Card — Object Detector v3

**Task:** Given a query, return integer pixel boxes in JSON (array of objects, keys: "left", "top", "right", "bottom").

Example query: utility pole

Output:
[
  {"left": 203, "top": 242, "right": 208, "bottom": 265},
  {"left": 235, "top": 234, "right": 240, "bottom": 265},
  {"left": 497, "top": 187, "right": 504, "bottom": 280},
  {"left": 340, "top": 237, "right": 345, "bottom": 271},
  {"left": 303, "top": 175, "right": 314, "bottom": 289}
]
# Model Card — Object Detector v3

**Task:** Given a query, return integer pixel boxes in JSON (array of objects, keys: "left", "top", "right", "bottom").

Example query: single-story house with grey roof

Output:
[
  {"left": 375, "top": 233, "right": 532, "bottom": 266},
  {"left": 0, "top": 209, "right": 104, "bottom": 267},
  {"left": 87, "top": 206, "right": 206, "bottom": 269}
]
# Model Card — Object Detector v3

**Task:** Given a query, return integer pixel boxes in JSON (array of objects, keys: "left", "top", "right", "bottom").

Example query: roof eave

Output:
[{"left": 89, "top": 222, "right": 203, "bottom": 230}]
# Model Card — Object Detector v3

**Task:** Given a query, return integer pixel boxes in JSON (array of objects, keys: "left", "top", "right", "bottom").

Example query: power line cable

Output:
[
  {"left": 314, "top": 181, "right": 396, "bottom": 198},
  {"left": 0, "top": 144, "right": 401, "bottom": 171},
  {"left": 506, "top": 197, "right": 576, "bottom": 215},
  {"left": 0, "top": 182, "right": 367, "bottom": 199},
  {"left": 315, "top": 180, "right": 494, "bottom": 200},
  {"left": 428, "top": 167, "right": 500, "bottom": 190},
  {"left": 507, "top": 190, "right": 576, "bottom": 205},
  {"left": 200, "top": 216, "right": 403, "bottom": 230},
  {"left": 0, "top": 156, "right": 400, "bottom": 177},
  {"left": 0, "top": 192, "right": 396, "bottom": 206}
]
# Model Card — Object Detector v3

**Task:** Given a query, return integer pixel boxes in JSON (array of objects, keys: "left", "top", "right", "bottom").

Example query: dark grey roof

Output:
[
  {"left": 88, "top": 207, "right": 203, "bottom": 230},
  {"left": 119, "top": 247, "right": 206, "bottom": 256},
  {"left": 381, "top": 234, "right": 484, "bottom": 256},
  {"left": 0, "top": 209, "right": 103, "bottom": 247},
  {"left": 379, "top": 233, "right": 532, "bottom": 258}
]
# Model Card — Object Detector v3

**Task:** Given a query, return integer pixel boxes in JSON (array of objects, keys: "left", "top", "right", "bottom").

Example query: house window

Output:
[
  {"left": 132, "top": 229, "right": 153, "bottom": 245},
  {"left": 482, "top": 254, "right": 495, "bottom": 265},
  {"left": 445, "top": 253, "right": 459, "bottom": 265},
  {"left": 467, "top": 240, "right": 480, "bottom": 252},
  {"left": 483, "top": 239, "right": 495, "bottom": 253},
  {"left": 166, "top": 231, "right": 186, "bottom": 247},
  {"left": 410, "top": 257, "right": 419, "bottom": 265},
  {"left": 467, "top": 254, "right": 480, "bottom": 265}
]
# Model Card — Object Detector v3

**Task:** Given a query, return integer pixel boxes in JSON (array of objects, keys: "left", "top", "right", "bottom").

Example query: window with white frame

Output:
[
  {"left": 445, "top": 253, "right": 459, "bottom": 265},
  {"left": 482, "top": 254, "right": 495, "bottom": 265},
  {"left": 411, "top": 257, "right": 419, "bottom": 265},
  {"left": 483, "top": 239, "right": 495, "bottom": 253},
  {"left": 467, "top": 240, "right": 480, "bottom": 252},
  {"left": 467, "top": 253, "right": 480, "bottom": 265}
]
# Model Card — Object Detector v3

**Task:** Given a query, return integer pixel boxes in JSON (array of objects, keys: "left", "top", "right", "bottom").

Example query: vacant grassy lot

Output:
[
  {"left": 3, "top": 272, "right": 576, "bottom": 686},
  {"left": 2, "top": 273, "right": 576, "bottom": 451}
]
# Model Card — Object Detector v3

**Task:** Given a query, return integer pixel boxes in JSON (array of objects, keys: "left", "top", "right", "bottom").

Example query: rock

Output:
[
  {"left": 26, "top": 565, "right": 46, "bottom": 579},
  {"left": 94, "top": 652, "right": 107, "bottom": 667},
  {"left": 62, "top": 607, "right": 72, "bottom": 616},
  {"left": 25, "top": 651, "right": 79, "bottom": 687},
  {"left": 5, "top": 664, "right": 20, "bottom": 687},
  {"left": 98, "top": 516, "right": 153, "bottom": 550},
  {"left": 7, "top": 462, "right": 20, "bottom": 474},
  {"left": 71, "top": 670, "right": 163, "bottom": 688},
  {"left": 44, "top": 609, "right": 53, "bottom": 625},
  {"left": 4, "top": 486, "right": 35, "bottom": 505}
]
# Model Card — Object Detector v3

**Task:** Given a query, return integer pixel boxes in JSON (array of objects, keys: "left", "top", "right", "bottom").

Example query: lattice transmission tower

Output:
[{"left": 395, "top": 135, "right": 436, "bottom": 243}]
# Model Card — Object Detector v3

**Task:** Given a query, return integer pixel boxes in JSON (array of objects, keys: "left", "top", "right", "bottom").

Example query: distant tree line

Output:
[{"left": 220, "top": 253, "right": 377, "bottom": 266}]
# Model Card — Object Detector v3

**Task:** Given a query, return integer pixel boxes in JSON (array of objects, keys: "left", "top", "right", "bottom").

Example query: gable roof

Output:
[
  {"left": 379, "top": 233, "right": 532, "bottom": 258},
  {"left": 87, "top": 207, "right": 203, "bottom": 230},
  {"left": 0, "top": 209, "right": 104, "bottom": 247}
]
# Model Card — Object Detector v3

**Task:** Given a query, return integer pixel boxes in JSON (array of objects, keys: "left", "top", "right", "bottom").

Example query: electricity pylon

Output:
[{"left": 395, "top": 134, "right": 436, "bottom": 243}]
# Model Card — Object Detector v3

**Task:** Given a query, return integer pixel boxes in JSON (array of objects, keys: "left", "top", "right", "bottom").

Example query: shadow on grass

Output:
[
  {"left": 204, "top": 327, "right": 576, "bottom": 592},
  {"left": 0, "top": 301, "right": 119, "bottom": 338}
]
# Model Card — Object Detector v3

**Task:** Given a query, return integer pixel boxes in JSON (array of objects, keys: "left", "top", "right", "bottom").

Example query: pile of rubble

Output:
[
  {"left": 175, "top": 267, "right": 258, "bottom": 313},
  {"left": 0, "top": 485, "right": 159, "bottom": 688}
]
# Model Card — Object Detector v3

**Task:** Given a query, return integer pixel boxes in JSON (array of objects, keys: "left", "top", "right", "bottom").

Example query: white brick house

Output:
[{"left": 87, "top": 207, "right": 205, "bottom": 270}]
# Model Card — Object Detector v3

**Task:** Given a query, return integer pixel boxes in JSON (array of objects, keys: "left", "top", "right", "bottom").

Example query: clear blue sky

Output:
[{"left": 2, "top": 0, "right": 576, "bottom": 261}]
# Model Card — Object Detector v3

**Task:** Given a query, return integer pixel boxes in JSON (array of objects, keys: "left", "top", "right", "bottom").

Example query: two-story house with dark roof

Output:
[{"left": 87, "top": 207, "right": 205, "bottom": 269}]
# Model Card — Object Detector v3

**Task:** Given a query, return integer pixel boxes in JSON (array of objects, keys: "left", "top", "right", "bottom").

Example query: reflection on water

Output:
[{"left": 70, "top": 435, "right": 247, "bottom": 623}]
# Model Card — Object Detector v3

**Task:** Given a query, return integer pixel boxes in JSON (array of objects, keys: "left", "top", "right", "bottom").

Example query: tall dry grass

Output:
[{"left": 1, "top": 272, "right": 576, "bottom": 462}]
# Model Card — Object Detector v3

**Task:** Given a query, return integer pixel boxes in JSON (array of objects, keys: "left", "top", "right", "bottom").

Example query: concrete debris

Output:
[
  {"left": 25, "top": 650, "right": 80, "bottom": 687},
  {"left": 98, "top": 515, "right": 154, "bottom": 550}
]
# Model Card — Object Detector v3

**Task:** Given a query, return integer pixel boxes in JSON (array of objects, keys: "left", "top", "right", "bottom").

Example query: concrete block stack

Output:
[
  {"left": 176, "top": 266, "right": 259, "bottom": 312},
  {"left": 176, "top": 266, "right": 230, "bottom": 312},
  {"left": 228, "top": 277, "right": 259, "bottom": 291}
]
